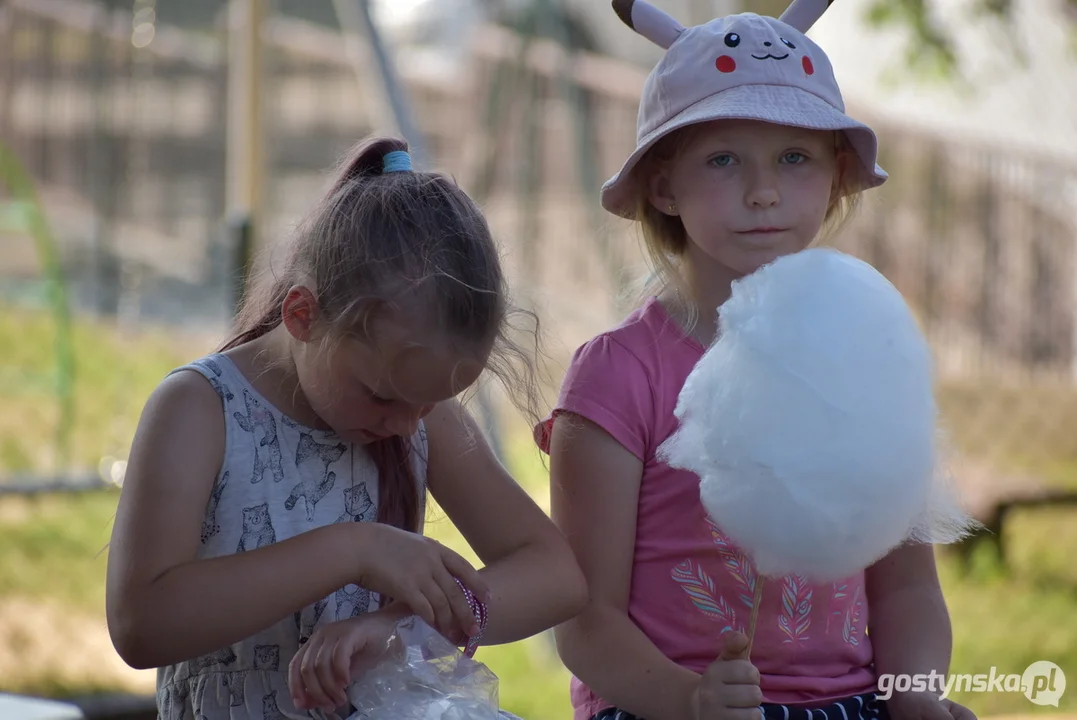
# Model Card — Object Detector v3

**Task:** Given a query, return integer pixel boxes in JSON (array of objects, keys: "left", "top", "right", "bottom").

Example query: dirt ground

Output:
[{"left": 0, "top": 597, "right": 155, "bottom": 697}]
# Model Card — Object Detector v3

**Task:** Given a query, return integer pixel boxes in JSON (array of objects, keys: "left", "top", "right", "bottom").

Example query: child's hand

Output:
[
  {"left": 887, "top": 692, "right": 977, "bottom": 720},
  {"left": 692, "top": 631, "right": 763, "bottom": 720},
  {"left": 288, "top": 606, "right": 406, "bottom": 712},
  {"left": 354, "top": 523, "right": 488, "bottom": 641}
]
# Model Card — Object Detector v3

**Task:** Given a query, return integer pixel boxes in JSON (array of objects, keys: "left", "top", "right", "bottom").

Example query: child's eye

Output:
[
  {"left": 782, "top": 152, "right": 808, "bottom": 164},
  {"left": 709, "top": 154, "right": 735, "bottom": 167}
]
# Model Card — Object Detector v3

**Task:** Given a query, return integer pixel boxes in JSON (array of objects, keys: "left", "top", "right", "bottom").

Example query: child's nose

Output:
[
  {"left": 744, "top": 169, "right": 781, "bottom": 207},
  {"left": 747, "top": 187, "right": 780, "bottom": 207}
]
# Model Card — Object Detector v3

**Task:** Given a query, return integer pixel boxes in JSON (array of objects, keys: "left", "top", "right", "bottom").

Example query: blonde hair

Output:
[{"left": 630, "top": 124, "right": 865, "bottom": 334}]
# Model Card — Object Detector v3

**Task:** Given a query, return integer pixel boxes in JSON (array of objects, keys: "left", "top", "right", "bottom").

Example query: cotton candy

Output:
[{"left": 658, "top": 248, "right": 978, "bottom": 583}]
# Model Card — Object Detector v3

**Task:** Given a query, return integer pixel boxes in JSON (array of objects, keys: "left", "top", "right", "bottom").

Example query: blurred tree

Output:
[
  {"left": 0, "top": 140, "right": 75, "bottom": 471},
  {"left": 864, "top": 0, "right": 1076, "bottom": 80},
  {"left": 477, "top": 0, "right": 601, "bottom": 51},
  {"left": 865, "top": 0, "right": 960, "bottom": 80},
  {"left": 754, "top": 0, "right": 1075, "bottom": 81}
]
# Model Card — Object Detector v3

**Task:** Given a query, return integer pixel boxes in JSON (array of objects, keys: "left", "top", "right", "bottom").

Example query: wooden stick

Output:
[{"left": 745, "top": 579, "right": 765, "bottom": 659}]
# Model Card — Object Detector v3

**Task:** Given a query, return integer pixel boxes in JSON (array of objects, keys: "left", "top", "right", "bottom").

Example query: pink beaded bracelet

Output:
[{"left": 453, "top": 577, "right": 488, "bottom": 658}]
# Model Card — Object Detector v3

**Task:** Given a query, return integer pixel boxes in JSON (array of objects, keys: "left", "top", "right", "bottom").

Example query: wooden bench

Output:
[{"left": 949, "top": 457, "right": 1077, "bottom": 567}]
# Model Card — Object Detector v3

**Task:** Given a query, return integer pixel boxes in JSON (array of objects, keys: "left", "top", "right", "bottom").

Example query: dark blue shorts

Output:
[{"left": 591, "top": 692, "right": 889, "bottom": 720}]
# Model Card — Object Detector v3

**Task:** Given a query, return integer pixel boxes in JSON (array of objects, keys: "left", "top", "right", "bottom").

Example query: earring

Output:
[{"left": 668, "top": 203, "right": 677, "bottom": 214}]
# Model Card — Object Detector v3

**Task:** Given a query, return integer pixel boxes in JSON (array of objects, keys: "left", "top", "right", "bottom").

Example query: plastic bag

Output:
[{"left": 346, "top": 615, "right": 524, "bottom": 720}]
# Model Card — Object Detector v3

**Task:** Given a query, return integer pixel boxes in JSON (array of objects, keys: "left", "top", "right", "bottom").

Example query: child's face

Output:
[
  {"left": 296, "top": 313, "right": 487, "bottom": 445},
  {"left": 651, "top": 119, "right": 838, "bottom": 277}
]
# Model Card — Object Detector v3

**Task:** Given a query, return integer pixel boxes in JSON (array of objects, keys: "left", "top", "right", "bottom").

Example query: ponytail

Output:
[{"left": 217, "top": 136, "right": 424, "bottom": 543}]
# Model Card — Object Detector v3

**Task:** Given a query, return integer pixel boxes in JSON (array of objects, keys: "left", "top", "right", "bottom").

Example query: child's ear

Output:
[
  {"left": 647, "top": 168, "right": 678, "bottom": 216},
  {"left": 281, "top": 285, "right": 320, "bottom": 342}
]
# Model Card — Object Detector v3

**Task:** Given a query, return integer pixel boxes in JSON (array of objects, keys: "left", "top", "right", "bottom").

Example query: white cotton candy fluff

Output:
[{"left": 658, "top": 248, "right": 979, "bottom": 583}]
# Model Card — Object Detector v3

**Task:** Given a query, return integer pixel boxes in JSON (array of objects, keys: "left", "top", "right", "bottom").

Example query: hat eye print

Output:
[{"left": 716, "top": 31, "right": 741, "bottom": 72}]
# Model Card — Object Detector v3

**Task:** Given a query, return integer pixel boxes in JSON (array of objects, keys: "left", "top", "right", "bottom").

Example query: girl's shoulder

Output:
[
  {"left": 534, "top": 301, "right": 665, "bottom": 460},
  {"left": 168, "top": 353, "right": 319, "bottom": 438},
  {"left": 141, "top": 353, "right": 236, "bottom": 437},
  {"left": 536, "top": 298, "right": 706, "bottom": 460},
  {"left": 167, "top": 353, "right": 247, "bottom": 407},
  {"left": 566, "top": 296, "right": 700, "bottom": 383}
]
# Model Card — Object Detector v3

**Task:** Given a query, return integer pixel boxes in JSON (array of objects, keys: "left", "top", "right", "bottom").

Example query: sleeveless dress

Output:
[{"left": 154, "top": 353, "right": 428, "bottom": 720}]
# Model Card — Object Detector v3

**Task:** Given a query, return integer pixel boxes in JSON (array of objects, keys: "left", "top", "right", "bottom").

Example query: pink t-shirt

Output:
[{"left": 536, "top": 297, "right": 876, "bottom": 720}]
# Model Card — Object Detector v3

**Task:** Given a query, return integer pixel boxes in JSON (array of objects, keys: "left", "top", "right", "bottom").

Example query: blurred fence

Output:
[
  {"left": 2, "top": 0, "right": 1077, "bottom": 499},
  {"left": 830, "top": 125, "right": 1077, "bottom": 511}
]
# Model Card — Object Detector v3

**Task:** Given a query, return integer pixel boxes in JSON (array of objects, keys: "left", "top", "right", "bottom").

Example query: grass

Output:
[
  {"left": 0, "top": 302, "right": 196, "bottom": 477},
  {"left": 939, "top": 509, "right": 1077, "bottom": 715},
  {"left": 2, "top": 307, "right": 1077, "bottom": 718},
  {"left": 0, "top": 491, "right": 116, "bottom": 614}
]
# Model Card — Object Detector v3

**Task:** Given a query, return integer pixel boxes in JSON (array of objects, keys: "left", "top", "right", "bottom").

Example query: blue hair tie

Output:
[{"left": 382, "top": 150, "right": 412, "bottom": 173}]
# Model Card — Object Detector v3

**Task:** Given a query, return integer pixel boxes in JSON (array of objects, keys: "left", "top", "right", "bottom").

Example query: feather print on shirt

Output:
[
  {"left": 706, "top": 520, "right": 759, "bottom": 610},
  {"left": 842, "top": 585, "right": 865, "bottom": 646},
  {"left": 777, "top": 574, "right": 812, "bottom": 643},
  {"left": 671, "top": 559, "right": 739, "bottom": 634},
  {"left": 827, "top": 581, "right": 849, "bottom": 635}
]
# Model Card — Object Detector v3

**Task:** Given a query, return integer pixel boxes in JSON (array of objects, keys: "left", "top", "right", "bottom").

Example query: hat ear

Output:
[
  {"left": 612, "top": 0, "right": 686, "bottom": 50},
  {"left": 778, "top": 0, "right": 835, "bottom": 33}
]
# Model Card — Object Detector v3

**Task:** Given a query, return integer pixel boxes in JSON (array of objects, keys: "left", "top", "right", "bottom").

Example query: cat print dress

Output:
[{"left": 155, "top": 354, "right": 428, "bottom": 720}]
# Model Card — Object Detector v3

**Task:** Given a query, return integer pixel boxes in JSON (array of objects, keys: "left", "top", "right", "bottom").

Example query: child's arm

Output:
[
  {"left": 866, "top": 543, "right": 976, "bottom": 720},
  {"left": 106, "top": 372, "right": 485, "bottom": 670},
  {"left": 423, "top": 399, "right": 588, "bottom": 644},
  {"left": 865, "top": 542, "right": 952, "bottom": 681},
  {"left": 548, "top": 413, "right": 712, "bottom": 720}
]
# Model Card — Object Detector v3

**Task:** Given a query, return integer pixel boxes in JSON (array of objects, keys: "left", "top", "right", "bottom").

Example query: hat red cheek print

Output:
[{"left": 603, "top": 0, "right": 888, "bottom": 219}]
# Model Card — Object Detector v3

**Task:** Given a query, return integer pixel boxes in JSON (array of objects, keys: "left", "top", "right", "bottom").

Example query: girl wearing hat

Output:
[{"left": 534, "top": 3, "right": 976, "bottom": 720}]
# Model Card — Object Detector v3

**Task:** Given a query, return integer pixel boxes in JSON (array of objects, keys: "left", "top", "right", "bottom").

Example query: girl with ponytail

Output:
[{"left": 106, "top": 136, "right": 587, "bottom": 719}]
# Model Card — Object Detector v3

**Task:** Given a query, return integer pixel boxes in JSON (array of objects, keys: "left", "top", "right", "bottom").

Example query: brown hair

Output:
[
  {"left": 221, "top": 136, "right": 540, "bottom": 536},
  {"left": 629, "top": 124, "right": 865, "bottom": 333}
]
